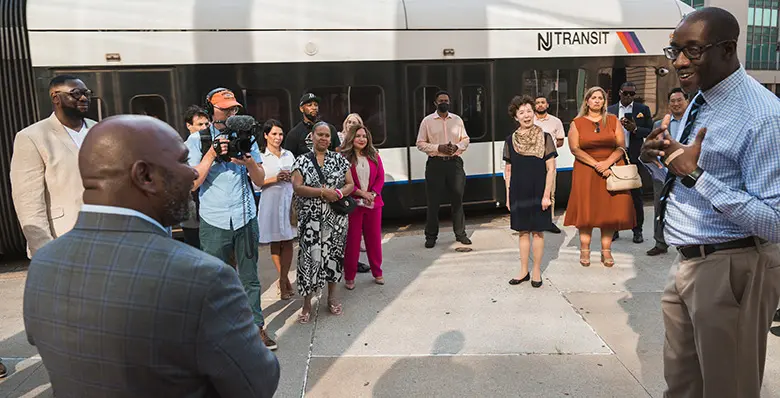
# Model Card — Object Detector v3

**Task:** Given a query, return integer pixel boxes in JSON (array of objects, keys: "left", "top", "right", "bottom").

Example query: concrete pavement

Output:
[{"left": 2, "top": 206, "right": 780, "bottom": 397}]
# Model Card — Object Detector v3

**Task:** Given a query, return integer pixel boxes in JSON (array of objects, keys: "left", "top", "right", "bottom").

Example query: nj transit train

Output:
[{"left": 0, "top": 0, "right": 694, "bottom": 254}]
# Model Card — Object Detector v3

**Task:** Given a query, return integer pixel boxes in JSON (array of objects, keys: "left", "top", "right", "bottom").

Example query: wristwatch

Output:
[{"left": 681, "top": 167, "right": 703, "bottom": 188}]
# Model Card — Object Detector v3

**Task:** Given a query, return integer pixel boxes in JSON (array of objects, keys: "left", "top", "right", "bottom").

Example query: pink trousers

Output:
[{"left": 345, "top": 206, "right": 383, "bottom": 281}]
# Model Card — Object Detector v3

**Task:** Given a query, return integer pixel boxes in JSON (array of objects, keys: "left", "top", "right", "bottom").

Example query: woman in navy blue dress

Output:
[{"left": 503, "top": 96, "right": 558, "bottom": 288}]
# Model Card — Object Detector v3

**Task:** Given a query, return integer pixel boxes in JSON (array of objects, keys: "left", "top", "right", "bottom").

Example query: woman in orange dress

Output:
[{"left": 564, "top": 86, "right": 635, "bottom": 267}]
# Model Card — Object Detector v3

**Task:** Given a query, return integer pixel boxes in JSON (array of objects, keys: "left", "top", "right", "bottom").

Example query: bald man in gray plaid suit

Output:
[{"left": 23, "top": 115, "right": 279, "bottom": 398}]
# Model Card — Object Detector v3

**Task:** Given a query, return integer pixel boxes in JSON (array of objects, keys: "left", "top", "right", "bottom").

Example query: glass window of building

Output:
[
  {"left": 681, "top": 0, "right": 705, "bottom": 9},
  {"left": 747, "top": 0, "right": 780, "bottom": 70},
  {"left": 308, "top": 86, "right": 387, "bottom": 145}
]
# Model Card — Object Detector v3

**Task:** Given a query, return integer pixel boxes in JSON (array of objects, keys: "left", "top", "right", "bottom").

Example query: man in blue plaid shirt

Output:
[{"left": 642, "top": 7, "right": 780, "bottom": 398}]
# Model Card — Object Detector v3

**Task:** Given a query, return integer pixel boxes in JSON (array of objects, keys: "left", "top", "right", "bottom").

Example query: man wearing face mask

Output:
[
  {"left": 284, "top": 93, "right": 340, "bottom": 158},
  {"left": 185, "top": 88, "right": 277, "bottom": 351},
  {"left": 416, "top": 90, "right": 471, "bottom": 248},
  {"left": 10, "top": 75, "right": 97, "bottom": 258}
]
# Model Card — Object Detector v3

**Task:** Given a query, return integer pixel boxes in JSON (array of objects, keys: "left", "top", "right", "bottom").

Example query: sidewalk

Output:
[{"left": 2, "top": 207, "right": 780, "bottom": 397}]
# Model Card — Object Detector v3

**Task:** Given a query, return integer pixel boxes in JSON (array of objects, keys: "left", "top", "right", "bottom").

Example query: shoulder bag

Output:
[
  {"left": 308, "top": 152, "right": 357, "bottom": 215},
  {"left": 606, "top": 147, "right": 642, "bottom": 192}
]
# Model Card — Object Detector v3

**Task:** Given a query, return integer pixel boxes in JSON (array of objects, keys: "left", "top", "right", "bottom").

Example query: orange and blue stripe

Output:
[{"left": 617, "top": 31, "right": 646, "bottom": 54}]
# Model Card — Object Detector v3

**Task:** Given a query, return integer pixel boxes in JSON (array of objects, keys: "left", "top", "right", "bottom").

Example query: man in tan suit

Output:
[{"left": 10, "top": 75, "right": 96, "bottom": 257}]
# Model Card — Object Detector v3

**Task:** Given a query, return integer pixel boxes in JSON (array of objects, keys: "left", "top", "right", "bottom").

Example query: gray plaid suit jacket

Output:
[{"left": 23, "top": 211, "right": 279, "bottom": 398}]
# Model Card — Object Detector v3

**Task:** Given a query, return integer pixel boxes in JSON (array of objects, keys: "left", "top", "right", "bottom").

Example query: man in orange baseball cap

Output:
[
  {"left": 185, "top": 87, "right": 277, "bottom": 351},
  {"left": 208, "top": 89, "right": 242, "bottom": 116}
]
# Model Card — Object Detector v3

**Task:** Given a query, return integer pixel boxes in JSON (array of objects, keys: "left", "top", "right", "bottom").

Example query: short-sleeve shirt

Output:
[
  {"left": 185, "top": 125, "right": 263, "bottom": 230},
  {"left": 533, "top": 114, "right": 565, "bottom": 141}
]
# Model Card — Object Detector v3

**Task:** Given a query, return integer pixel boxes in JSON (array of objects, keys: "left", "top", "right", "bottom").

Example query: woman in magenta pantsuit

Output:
[{"left": 341, "top": 124, "right": 385, "bottom": 289}]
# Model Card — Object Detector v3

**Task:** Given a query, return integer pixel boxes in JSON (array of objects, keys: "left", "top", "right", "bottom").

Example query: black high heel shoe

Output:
[{"left": 509, "top": 273, "right": 530, "bottom": 285}]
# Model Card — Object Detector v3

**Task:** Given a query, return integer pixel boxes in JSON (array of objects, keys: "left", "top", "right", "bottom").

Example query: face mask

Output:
[{"left": 437, "top": 102, "right": 449, "bottom": 113}]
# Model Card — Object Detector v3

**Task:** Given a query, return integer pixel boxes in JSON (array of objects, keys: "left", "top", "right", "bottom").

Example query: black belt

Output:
[
  {"left": 429, "top": 156, "right": 458, "bottom": 161},
  {"left": 677, "top": 236, "right": 767, "bottom": 260}
]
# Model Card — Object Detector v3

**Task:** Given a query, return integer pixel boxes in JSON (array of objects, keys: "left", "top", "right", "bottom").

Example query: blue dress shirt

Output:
[
  {"left": 646, "top": 66, "right": 780, "bottom": 245},
  {"left": 185, "top": 126, "right": 263, "bottom": 231}
]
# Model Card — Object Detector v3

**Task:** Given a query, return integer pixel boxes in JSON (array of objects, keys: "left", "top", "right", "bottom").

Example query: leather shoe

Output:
[
  {"left": 646, "top": 246, "right": 667, "bottom": 256},
  {"left": 0, "top": 361, "right": 7, "bottom": 378},
  {"left": 548, "top": 224, "right": 562, "bottom": 234},
  {"left": 456, "top": 236, "right": 472, "bottom": 245},
  {"left": 633, "top": 231, "right": 644, "bottom": 244},
  {"left": 357, "top": 262, "right": 370, "bottom": 273},
  {"left": 425, "top": 239, "right": 436, "bottom": 249}
]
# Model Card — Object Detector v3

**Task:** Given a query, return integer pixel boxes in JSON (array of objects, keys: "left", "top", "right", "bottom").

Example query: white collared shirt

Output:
[
  {"left": 81, "top": 204, "right": 171, "bottom": 236},
  {"left": 65, "top": 123, "right": 90, "bottom": 148},
  {"left": 618, "top": 102, "right": 634, "bottom": 147}
]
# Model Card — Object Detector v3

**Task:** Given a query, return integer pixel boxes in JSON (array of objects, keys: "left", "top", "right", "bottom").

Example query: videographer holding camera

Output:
[{"left": 185, "top": 88, "right": 277, "bottom": 350}]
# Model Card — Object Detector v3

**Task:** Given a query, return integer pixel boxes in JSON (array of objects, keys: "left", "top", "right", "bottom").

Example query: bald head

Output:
[
  {"left": 80, "top": 115, "right": 183, "bottom": 185},
  {"left": 80, "top": 115, "right": 196, "bottom": 226},
  {"left": 682, "top": 7, "right": 740, "bottom": 43}
]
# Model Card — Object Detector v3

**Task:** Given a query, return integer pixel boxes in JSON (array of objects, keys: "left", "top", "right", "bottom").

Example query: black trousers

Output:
[
  {"left": 651, "top": 178, "right": 668, "bottom": 249},
  {"left": 629, "top": 156, "right": 645, "bottom": 234},
  {"left": 182, "top": 227, "right": 201, "bottom": 249},
  {"left": 630, "top": 188, "right": 644, "bottom": 234},
  {"left": 424, "top": 157, "right": 467, "bottom": 240}
]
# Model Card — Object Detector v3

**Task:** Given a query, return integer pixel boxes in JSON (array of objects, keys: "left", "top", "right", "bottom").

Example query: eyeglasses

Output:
[
  {"left": 621, "top": 91, "right": 636, "bottom": 96},
  {"left": 663, "top": 40, "right": 735, "bottom": 61},
  {"left": 56, "top": 89, "right": 93, "bottom": 100},
  {"left": 216, "top": 106, "right": 240, "bottom": 115}
]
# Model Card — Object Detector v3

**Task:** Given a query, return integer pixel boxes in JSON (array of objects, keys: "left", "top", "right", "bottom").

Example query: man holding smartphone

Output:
[{"left": 608, "top": 82, "right": 653, "bottom": 244}]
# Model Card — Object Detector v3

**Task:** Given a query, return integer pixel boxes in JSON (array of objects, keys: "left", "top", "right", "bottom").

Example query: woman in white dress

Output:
[{"left": 255, "top": 119, "right": 297, "bottom": 300}]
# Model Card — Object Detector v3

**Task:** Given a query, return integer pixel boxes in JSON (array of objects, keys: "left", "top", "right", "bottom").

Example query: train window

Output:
[
  {"left": 130, "top": 95, "right": 168, "bottom": 123},
  {"left": 349, "top": 86, "right": 386, "bottom": 146},
  {"left": 522, "top": 69, "right": 587, "bottom": 132},
  {"left": 245, "top": 89, "right": 292, "bottom": 132},
  {"left": 309, "top": 87, "right": 349, "bottom": 132},
  {"left": 85, "top": 97, "right": 107, "bottom": 122},
  {"left": 598, "top": 67, "right": 658, "bottom": 117},
  {"left": 308, "top": 86, "right": 387, "bottom": 146},
  {"left": 460, "top": 86, "right": 487, "bottom": 140},
  {"left": 413, "top": 86, "right": 441, "bottom": 135}
]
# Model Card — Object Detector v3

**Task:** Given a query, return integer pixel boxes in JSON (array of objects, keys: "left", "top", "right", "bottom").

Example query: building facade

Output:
[{"left": 681, "top": 0, "right": 780, "bottom": 94}]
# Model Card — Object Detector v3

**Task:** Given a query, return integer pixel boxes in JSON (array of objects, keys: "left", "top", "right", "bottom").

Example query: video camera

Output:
[{"left": 212, "top": 115, "right": 259, "bottom": 162}]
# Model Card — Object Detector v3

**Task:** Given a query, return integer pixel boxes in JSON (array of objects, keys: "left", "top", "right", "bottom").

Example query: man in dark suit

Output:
[
  {"left": 23, "top": 115, "right": 280, "bottom": 398},
  {"left": 607, "top": 82, "right": 653, "bottom": 243}
]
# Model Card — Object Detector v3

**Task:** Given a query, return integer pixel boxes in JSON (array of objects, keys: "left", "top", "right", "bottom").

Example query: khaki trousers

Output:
[{"left": 662, "top": 242, "right": 780, "bottom": 398}]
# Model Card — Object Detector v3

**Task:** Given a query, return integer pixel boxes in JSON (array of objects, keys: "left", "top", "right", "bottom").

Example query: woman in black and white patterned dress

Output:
[{"left": 291, "top": 122, "right": 355, "bottom": 323}]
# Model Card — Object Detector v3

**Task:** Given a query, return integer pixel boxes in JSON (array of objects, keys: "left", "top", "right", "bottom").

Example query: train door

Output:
[
  {"left": 404, "top": 62, "right": 495, "bottom": 210},
  {"left": 115, "top": 69, "right": 177, "bottom": 127}
]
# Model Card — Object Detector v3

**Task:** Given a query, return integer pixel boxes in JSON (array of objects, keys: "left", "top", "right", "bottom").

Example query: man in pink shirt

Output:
[
  {"left": 416, "top": 90, "right": 471, "bottom": 248},
  {"left": 533, "top": 94, "right": 565, "bottom": 234}
]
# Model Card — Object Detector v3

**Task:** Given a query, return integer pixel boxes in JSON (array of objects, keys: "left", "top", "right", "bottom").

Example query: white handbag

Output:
[{"left": 606, "top": 147, "right": 642, "bottom": 192}]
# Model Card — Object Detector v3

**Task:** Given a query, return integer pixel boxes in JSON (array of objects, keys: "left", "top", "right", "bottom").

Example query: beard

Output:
[
  {"left": 535, "top": 106, "right": 548, "bottom": 115},
  {"left": 62, "top": 105, "right": 89, "bottom": 119},
  {"left": 160, "top": 168, "right": 192, "bottom": 225},
  {"left": 305, "top": 111, "right": 319, "bottom": 123}
]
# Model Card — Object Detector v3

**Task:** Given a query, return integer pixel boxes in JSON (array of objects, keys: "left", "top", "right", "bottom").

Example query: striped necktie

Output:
[{"left": 656, "top": 93, "right": 706, "bottom": 229}]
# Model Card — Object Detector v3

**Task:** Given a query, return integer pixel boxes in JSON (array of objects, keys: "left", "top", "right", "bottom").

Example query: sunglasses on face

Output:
[
  {"left": 56, "top": 89, "right": 93, "bottom": 100},
  {"left": 621, "top": 91, "right": 636, "bottom": 96},
  {"left": 663, "top": 40, "right": 735, "bottom": 61}
]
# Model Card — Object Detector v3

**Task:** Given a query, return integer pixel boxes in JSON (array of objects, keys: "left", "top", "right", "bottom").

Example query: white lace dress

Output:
[{"left": 256, "top": 148, "right": 296, "bottom": 243}]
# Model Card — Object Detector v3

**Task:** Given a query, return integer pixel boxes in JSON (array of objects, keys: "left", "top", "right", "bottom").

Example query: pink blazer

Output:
[{"left": 349, "top": 154, "right": 385, "bottom": 208}]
